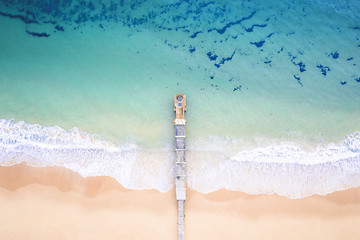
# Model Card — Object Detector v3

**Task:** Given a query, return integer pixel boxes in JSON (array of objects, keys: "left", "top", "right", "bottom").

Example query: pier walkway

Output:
[{"left": 174, "top": 94, "right": 187, "bottom": 240}]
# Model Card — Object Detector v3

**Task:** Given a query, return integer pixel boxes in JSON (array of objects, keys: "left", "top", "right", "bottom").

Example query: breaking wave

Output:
[{"left": 1, "top": 119, "right": 360, "bottom": 198}]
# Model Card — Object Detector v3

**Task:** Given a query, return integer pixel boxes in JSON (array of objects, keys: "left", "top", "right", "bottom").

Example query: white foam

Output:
[
  {"left": 231, "top": 142, "right": 359, "bottom": 165},
  {"left": 186, "top": 134, "right": 360, "bottom": 198},
  {"left": 0, "top": 119, "right": 175, "bottom": 192},
  {"left": 187, "top": 154, "right": 360, "bottom": 198},
  {"left": 1, "top": 119, "right": 360, "bottom": 198}
]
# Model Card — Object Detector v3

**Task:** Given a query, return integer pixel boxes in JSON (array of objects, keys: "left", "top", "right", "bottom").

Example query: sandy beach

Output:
[
  {"left": 1, "top": 0, "right": 360, "bottom": 239},
  {"left": 0, "top": 163, "right": 360, "bottom": 240}
]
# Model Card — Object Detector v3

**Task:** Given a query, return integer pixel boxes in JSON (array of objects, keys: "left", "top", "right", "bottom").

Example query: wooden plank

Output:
[
  {"left": 174, "top": 94, "right": 187, "bottom": 240},
  {"left": 174, "top": 94, "right": 187, "bottom": 123},
  {"left": 178, "top": 200, "right": 185, "bottom": 240}
]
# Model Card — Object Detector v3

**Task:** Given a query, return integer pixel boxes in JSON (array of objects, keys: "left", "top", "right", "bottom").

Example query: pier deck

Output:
[{"left": 174, "top": 94, "right": 187, "bottom": 240}]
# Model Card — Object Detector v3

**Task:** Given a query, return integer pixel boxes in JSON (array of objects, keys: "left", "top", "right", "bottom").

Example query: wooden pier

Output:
[{"left": 174, "top": 94, "right": 187, "bottom": 240}]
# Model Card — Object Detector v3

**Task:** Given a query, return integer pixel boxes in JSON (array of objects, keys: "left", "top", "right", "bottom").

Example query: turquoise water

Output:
[{"left": 1, "top": 0, "right": 360, "bottom": 198}]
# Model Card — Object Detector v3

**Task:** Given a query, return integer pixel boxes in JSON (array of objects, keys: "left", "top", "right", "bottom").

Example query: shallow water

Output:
[{"left": 1, "top": 0, "right": 360, "bottom": 198}]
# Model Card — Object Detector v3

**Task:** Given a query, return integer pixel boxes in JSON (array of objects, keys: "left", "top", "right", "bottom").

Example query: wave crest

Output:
[
  {"left": 0, "top": 119, "right": 175, "bottom": 192},
  {"left": 344, "top": 131, "right": 360, "bottom": 152},
  {"left": 1, "top": 119, "right": 360, "bottom": 198}
]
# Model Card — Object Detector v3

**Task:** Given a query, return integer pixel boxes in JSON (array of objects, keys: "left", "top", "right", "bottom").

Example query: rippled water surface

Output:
[{"left": 1, "top": 0, "right": 360, "bottom": 198}]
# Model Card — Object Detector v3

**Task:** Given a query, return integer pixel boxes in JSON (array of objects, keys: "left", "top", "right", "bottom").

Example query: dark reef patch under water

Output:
[
  {"left": 317, "top": 65, "right": 331, "bottom": 76},
  {"left": 214, "top": 51, "right": 235, "bottom": 68},
  {"left": 26, "top": 30, "right": 50, "bottom": 37},
  {"left": 0, "top": 0, "right": 359, "bottom": 90},
  {"left": 0, "top": 10, "right": 37, "bottom": 24},
  {"left": 207, "top": 51, "right": 218, "bottom": 61},
  {"left": 293, "top": 75, "right": 303, "bottom": 87},
  {"left": 55, "top": 25, "right": 64, "bottom": 31},
  {"left": 250, "top": 40, "right": 265, "bottom": 48},
  {"left": 330, "top": 51, "right": 339, "bottom": 59},
  {"left": 207, "top": 10, "right": 256, "bottom": 35},
  {"left": 245, "top": 24, "right": 267, "bottom": 32}
]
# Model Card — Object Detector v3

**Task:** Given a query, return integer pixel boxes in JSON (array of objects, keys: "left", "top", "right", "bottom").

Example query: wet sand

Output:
[{"left": 0, "top": 163, "right": 359, "bottom": 240}]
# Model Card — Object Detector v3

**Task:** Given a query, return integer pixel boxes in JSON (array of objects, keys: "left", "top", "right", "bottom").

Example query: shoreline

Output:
[{"left": 1, "top": 163, "right": 360, "bottom": 239}]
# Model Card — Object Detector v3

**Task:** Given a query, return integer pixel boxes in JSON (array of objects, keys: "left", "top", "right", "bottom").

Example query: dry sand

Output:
[{"left": 0, "top": 163, "right": 360, "bottom": 240}]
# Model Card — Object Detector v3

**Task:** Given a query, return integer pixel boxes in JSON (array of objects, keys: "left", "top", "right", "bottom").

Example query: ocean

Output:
[{"left": 0, "top": 0, "right": 360, "bottom": 198}]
